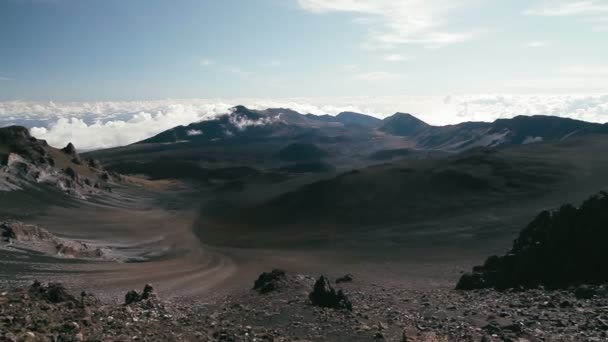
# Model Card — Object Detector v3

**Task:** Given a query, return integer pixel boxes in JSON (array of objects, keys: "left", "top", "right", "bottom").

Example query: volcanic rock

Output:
[
  {"left": 124, "top": 284, "right": 156, "bottom": 305},
  {"left": 336, "top": 274, "right": 354, "bottom": 284},
  {"left": 309, "top": 275, "right": 352, "bottom": 311},
  {"left": 62, "top": 142, "right": 80, "bottom": 160},
  {"left": 28, "top": 281, "right": 76, "bottom": 304},
  {"left": 253, "top": 269, "right": 287, "bottom": 294},
  {"left": 0, "top": 220, "right": 109, "bottom": 259}
]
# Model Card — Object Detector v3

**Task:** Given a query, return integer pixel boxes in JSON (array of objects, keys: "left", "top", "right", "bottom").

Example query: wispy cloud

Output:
[
  {"left": 525, "top": 0, "right": 608, "bottom": 16},
  {"left": 0, "top": 76, "right": 12, "bottom": 81},
  {"left": 297, "top": 0, "right": 484, "bottom": 48},
  {"left": 353, "top": 71, "right": 399, "bottom": 81},
  {"left": 525, "top": 0, "right": 608, "bottom": 30}
]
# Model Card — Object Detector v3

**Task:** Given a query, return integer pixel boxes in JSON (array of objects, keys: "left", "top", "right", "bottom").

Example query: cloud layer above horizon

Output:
[{"left": 1, "top": 94, "right": 607, "bottom": 150}]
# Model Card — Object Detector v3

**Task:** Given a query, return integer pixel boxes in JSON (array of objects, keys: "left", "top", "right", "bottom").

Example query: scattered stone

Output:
[{"left": 336, "top": 274, "right": 354, "bottom": 284}]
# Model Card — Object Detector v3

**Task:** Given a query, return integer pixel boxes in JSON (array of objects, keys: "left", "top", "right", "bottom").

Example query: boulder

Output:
[
  {"left": 253, "top": 269, "right": 287, "bottom": 294},
  {"left": 124, "top": 284, "right": 156, "bottom": 305},
  {"left": 309, "top": 275, "right": 352, "bottom": 311}
]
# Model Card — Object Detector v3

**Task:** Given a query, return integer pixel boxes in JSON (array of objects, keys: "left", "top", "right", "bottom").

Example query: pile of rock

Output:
[
  {"left": 0, "top": 281, "right": 188, "bottom": 342},
  {"left": 457, "top": 192, "right": 608, "bottom": 290}
]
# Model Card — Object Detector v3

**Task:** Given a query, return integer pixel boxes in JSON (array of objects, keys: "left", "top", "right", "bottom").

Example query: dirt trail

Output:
[{"left": 0, "top": 185, "right": 240, "bottom": 300}]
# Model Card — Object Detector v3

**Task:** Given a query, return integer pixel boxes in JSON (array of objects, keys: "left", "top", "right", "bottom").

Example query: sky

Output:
[{"left": 0, "top": 0, "right": 607, "bottom": 149}]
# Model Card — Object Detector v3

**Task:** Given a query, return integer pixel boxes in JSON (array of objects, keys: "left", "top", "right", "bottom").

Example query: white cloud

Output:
[
  {"left": 186, "top": 129, "right": 203, "bottom": 136},
  {"left": 2, "top": 95, "right": 607, "bottom": 150},
  {"left": 382, "top": 54, "right": 409, "bottom": 62},
  {"left": 353, "top": 71, "right": 399, "bottom": 81},
  {"left": 0, "top": 77, "right": 12, "bottom": 81},
  {"left": 526, "top": 40, "right": 551, "bottom": 48},
  {"left": 228, "top": 110, "right": 281, "bottom": 130},
  {"left": 297, "top": 0, "right": 484, "bottom": 48}
]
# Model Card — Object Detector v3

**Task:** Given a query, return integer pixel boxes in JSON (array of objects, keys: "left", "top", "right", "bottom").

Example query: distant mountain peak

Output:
[
  {"left": 391, "top": 112, "right": 427, "bottom": 122},
  {"left": 229, "top": 105, "right": 264, "bottom": 120},
  {"left": 378, "top": 112, "right": 429, "bottom": 136}
]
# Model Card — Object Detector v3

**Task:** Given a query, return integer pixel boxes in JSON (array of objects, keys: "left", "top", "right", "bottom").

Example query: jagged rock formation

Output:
[
  {"left": 1, "top": 220, "right": 111, "bottom": 260},
  {"left": 124, "top": 284, "right": 157, "bottom": 305},
  {"left": 61, "top": 142, "right": 81, "bottom": 164},
  {"left": 0, "top": 126, "right": 117, "bottom": 197},
  {"left": 457, "top": 192, "right": 608, "bottom": 290},
  {"left": 309, "top": 275, "right": 352, "bottom": 311}
]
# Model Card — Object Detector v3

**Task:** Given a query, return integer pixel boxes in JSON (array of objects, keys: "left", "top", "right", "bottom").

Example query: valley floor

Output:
[{"left": 1, "top": 180, "right": 607, "bottom": 341}]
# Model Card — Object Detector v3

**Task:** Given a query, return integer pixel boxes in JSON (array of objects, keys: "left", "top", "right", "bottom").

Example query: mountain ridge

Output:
[{"left": 131, "top": 106, "right": 608, "bottom": 153}]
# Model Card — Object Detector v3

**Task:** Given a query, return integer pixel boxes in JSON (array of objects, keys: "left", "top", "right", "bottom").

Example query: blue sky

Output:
[
  {"left": 1, "top": 0, "right": 607, "bottom": 150},
  {"left": 1, "top": 0, "right": 607, "bottom": 101}
]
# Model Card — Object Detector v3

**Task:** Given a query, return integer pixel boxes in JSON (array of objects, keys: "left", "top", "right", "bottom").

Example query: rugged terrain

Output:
[
  {"left": 2, "top": 106, "right": 608, "bottom": 341},
  {"left": 4, "top": 270, "right": 608, "bottom": 342}
]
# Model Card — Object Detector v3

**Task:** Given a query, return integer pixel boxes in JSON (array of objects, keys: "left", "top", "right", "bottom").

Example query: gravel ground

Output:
[{"left": 2, "top": 272, "right": 608, "bottom": 342}]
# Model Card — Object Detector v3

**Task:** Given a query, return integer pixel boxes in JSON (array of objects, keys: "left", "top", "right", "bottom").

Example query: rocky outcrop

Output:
[
  {"left": 0, "top": 126, "right": 51, "bottom": 166},
  {"left": 253, "top": 269, "right": 287, "bottom": 294},
  {"left": 28, "top": 281, "right": 76, "bottom": 304},
  {"left": 0, "top": 126, "right": 121, "bottom": 197},
  {"left": 124, "top": 284, "right": 156, "bottom": 305},
  {"left": 61, "top": 142, "right": 81, "bottom": 164},
  {"left": 309, "top": 275, "right": 352, "bottom": 311},
  {"left": 1, "top": 220, "right": 108, "bottom": 260},
  {"left": 457, "top": 192, "right": 608, "bottom": 290}
]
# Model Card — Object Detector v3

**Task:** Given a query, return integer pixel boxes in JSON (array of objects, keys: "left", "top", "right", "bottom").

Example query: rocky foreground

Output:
[
  {"left": 4, "top": 193, "right": 608, "bottom": 341},
  {"left": 2, "top": 272, "right": 608, "bottom": 342}
]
